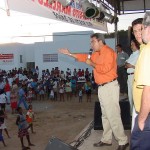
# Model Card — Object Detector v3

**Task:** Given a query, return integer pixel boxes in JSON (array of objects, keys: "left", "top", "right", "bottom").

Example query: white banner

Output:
[{"left": 7, "top": 0, "right": 107, "bottom": 32}]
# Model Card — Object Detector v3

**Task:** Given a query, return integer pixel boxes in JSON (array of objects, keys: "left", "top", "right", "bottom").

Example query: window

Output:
[
  {"left": 20, "top": 55, "right": 23, "bottom": 63},
  {"left": 43, "top": 54, "right": 58, "bottom": 62}
]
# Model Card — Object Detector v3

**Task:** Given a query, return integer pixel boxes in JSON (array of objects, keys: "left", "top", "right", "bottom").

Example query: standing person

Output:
[
  {"left": 53, "top": 79, "right": 58, "bottom": 101},
  {"left": 116, "top": 44, "right": 129, "bottom": 95},
  {"left": 130, "top": 18, "right": 143, "bottom": 130},
  {"left": 18, "top": 84, "right": 28, "bottom": 110},
  {"left": 125, "top": 39, "right": 140, "bottom": 117},
  {"left": 0, "top": 90, "right": 7, "bottom": 112},
  {"left": 78, "top": 88, "right": 83, "bottom": 103},
  {"left": 65, "top": 79, "right": 72, "bottom": 101},
  {"left": 84, "top": 79, "right": 92, "bottom": 102},
  {"left": 58, "top": 80, "right": 65, "bottom": 102},
  {"left": 10, "top": 90, "right": 17, "bottom": 114},
  {"left": 0, "top": 110, "right": 6, "bottom": 147},
  {"left": 26, "top": 105, "right": 35, "bottom": 134},
  {"left": 59, "top": 33, "right": 128, "bottom": 150},
  {"left": 0, "top": 110, "right": 10, "bottom": 138},
  {"left": 131, "top": 12, "right": 150, "bottom": 150},
  {"left": 4, "top": 78, "right": 11, "bottom": 104},
  {"left": 16, "top": 107, "right": 35, "bottom": 150}
]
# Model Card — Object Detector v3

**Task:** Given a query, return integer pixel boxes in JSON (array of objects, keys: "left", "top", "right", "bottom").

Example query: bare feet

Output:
[{"left": 29, "top": 143, "right": 35, "bottom": 146}]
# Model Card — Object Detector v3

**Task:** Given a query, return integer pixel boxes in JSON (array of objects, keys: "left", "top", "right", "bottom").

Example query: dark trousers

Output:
[
  {"left": 130, "top": 115, "right": 150, "bottom": 150},
  {"left": 117, "top": 66, "right": 128, "bottom": 93}
]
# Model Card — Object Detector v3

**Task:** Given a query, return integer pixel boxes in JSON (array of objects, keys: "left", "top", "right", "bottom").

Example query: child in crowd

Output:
[
  {"left": 26, "top": 105, "right": 35, "bottom": 134},
  {"left": 59, "top": 80, "right": 65, "bottom": 102},
  {"left": 0, "top": 110, "right": 10, "bottom": 138},
  {"left": 79, "top": 88, "right": 83, "bottom": 103},
  {"left": 39, "top": 86, "right": 45, "bottom": 100},
  {"left": 0, "top": 90, "right": 7, "bottom": 112},
  {"left": 49, "top": 89, "right": 54, "bottom": 100},
  {"left": 10, "top": 90, "right": 17, "bottom": 114},
  {"left": 0, "top": 110, "right": 7, "bottom": 147},
  {"left": 16, "top": 107, "right": 35, "bottom": 150},
  {"left": 27, "top": 87, "right": 33, "bottom": 104}
]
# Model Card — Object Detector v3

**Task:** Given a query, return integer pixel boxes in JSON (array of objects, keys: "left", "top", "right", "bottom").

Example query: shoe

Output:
[
  {"left": 116, "top": 143, "right": 129, "bottom": 150},
  {"left": 93, "top": 141, "right": 112, "bottom": 147}
]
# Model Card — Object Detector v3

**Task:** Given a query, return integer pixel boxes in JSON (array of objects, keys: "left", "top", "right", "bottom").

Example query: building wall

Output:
[{"left": 0, "top": 31, "right": 115, "bottom": 77}]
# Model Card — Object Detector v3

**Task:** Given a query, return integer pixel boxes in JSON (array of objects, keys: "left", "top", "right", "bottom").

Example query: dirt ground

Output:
[{"left": 1, "top": 93, "right": 98, "bottom": 150}]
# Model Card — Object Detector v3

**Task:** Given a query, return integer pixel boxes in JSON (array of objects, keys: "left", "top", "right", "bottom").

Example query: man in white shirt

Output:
[{"left": 125, "top": 39, "right": 140, "bottom": 121}]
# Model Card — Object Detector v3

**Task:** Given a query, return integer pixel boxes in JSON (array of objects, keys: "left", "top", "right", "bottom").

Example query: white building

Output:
[{"left": 0, "top": 31, "right": 115, "bottom": 77}]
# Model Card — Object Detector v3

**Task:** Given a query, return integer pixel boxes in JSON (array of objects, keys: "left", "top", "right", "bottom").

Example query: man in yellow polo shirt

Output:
[{"left": 131, "top": 12, "right": 150, "bottom": 150}]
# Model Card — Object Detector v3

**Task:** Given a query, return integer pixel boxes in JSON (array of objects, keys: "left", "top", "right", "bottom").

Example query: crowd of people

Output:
[{"left": 0, "top": 66, "right": 96, "bottom": 149}]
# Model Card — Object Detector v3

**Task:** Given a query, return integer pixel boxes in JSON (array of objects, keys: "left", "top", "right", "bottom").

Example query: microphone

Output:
[{"left": 88, "top": 49, "right": 93, "bottom": 59}]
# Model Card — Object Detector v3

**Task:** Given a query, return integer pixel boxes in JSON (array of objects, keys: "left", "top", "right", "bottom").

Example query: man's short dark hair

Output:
[
  {"left": 116, "top": 44, "right": 122, "bottom": 48},
  {"left": 132, "top": 18, "right": 143, "bottom": 27},
  {"left": 91, "top": 33, "right": 105, "bottom": 44}
]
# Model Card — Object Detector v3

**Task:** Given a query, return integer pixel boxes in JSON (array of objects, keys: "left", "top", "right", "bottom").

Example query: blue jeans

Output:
[
  {"left": 17, "top": 97, "right": 28, "bottom": 110},
  {"left": 131, "top": 114, "right": 150, "bottom": 150}
]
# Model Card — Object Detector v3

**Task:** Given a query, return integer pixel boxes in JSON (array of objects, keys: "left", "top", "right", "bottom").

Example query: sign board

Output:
[
  {"left": 0, "top": 54, "right": 14, "bottom": 64},
  {"left": 7, "top": 0, "right": 108, "bottom": 32}
]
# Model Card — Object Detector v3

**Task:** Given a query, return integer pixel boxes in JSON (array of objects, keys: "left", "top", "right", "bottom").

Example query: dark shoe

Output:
[
  {"left": 93, "top": 141, "right": 112, "bottom": 147},
  {"left": 116, "top": 143, "right": 129, "bottom": 150}
]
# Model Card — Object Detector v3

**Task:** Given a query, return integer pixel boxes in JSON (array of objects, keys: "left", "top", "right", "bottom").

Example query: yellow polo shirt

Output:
[{"left": 133, "top": 43, "right": 150, "bottom": 112}]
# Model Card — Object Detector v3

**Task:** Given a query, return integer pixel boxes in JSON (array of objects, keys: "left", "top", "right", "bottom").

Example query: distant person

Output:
[
  {"left": 18, "top": 84, "right": 28, "bottom": 110},
  {"left": 0, "top": 110, "right": 6, "bottom": 147},
  {"left": 10, "top": 90, "right": 17, "bottom": 114},
  {"left": 78, "top": 88, "right": 83, "bottom": 103},
  {"left": 0, "top": 110, "right": 10, "bottom": 139},
  {"left": 116, "top": 44, "right": 129, "bottom": 95},
  {"left": 59, "top": 33, "right": 128, "bottom": 150}
]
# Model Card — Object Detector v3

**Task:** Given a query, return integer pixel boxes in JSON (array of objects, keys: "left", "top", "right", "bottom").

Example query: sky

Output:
[{"left": 0, "top": 0, "right": 145, "bottom": 44}]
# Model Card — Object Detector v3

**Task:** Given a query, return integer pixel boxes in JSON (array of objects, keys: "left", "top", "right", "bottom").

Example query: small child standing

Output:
[
  {"left": 27, "top": 88, "right": 33, "bottom": 104},
  {"left": 79, "top": 88, "right": 83, "bottom": 103},
  {"left": 10, "top": 90, "right": 17, "bottom": 114},
  {"left": 16, "top": 107, "right": 35, "bottom": 150},
  {"left": 0, "top": 90, "right": 7, "bottom": 112},
  {"left": 0, "top": 110, "right": 6, "bottom": 147},
  {"left": 26, "top": 105, "right": 35, "bottom": 134},
  {"left": 49, "top": 89, "right": 54, "bottom": 101},
  {"left": 0, "top": 110, "right": 10, "bottom": 139}
]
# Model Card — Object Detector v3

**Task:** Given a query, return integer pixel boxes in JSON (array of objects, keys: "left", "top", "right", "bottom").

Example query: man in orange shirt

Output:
[{"left": 59, "top": 33, "right": 128, "bottom": 150}]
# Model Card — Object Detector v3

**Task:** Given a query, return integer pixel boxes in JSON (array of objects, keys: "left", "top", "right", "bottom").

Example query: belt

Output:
[
  {"left": 127, "top": 73, "right": 134, "bottom": 75},
  {"left": 98, "top": 78, "right": 117, "bottom": 87}
]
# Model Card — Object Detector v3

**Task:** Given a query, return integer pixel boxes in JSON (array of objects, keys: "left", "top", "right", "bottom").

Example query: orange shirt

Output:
[{"left": 75, "top": 45, "right": 117, "bottom": 84}]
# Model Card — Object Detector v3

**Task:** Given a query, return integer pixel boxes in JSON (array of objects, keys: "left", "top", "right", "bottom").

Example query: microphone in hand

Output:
[{"left": 88, "top": 49, "right": 93, "bottom": 59}]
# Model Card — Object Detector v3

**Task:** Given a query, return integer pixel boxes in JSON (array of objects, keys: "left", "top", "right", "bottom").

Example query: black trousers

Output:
[{"left": 117, "top": 66, "right": 128, "bottom": 93}]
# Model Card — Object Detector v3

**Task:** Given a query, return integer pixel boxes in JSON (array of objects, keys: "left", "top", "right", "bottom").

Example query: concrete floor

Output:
[
  {"left": 72, "top": 94, "right": 131, "bottom": 150},
  {"left": 72, "top": 122, "right": 131, "bottom": 150}
]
